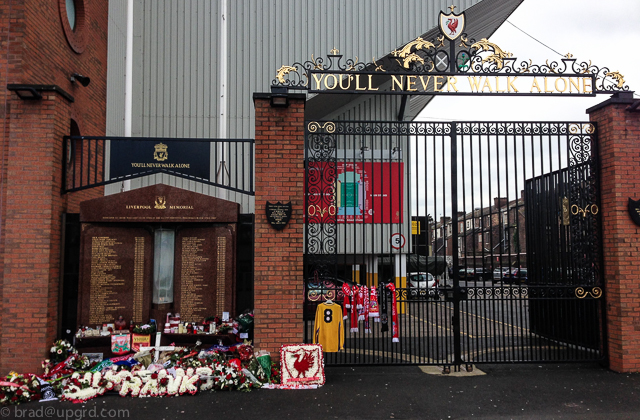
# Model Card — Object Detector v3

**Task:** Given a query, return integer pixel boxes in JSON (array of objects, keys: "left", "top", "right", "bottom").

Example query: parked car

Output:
[
  {"left": 460, "top": 267, "right": 490, "bottom": 281},
  {"left": 459, "top": 268, "right": 475, "bottom": 280},
  {"left": 471, "top": 268, "right": 492, "bottom": 281},
  {"left": 406, "top": 272, "right": 439, "bottom": 299},
  {"left": 502, "top": 268, "right": 528, "bottom": 284},
  {"left": 493, "top": 267, "right": 511, "bottom": 281}
]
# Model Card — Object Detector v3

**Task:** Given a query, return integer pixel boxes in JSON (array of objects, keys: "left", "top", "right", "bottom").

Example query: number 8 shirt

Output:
[{"left": 313, "top": 302, "right": 344, "bottom": 352}]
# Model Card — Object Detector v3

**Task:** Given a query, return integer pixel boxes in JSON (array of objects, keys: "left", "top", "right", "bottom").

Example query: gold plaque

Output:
[
  {"left": 154, "top": 196, "right": 166, "bottom": 209},
  {"left": 153, "top": 142, "right": 168, "bottom": 161}
]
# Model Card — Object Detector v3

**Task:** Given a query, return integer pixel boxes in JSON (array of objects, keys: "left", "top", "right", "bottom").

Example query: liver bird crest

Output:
[{"left": 447, "top": 18, "right": 458, "bottom": 36}]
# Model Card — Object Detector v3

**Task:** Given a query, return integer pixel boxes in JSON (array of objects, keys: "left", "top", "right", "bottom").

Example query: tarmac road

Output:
[{"left": 6, "top": 363, "right": 640, "bottom": 420}]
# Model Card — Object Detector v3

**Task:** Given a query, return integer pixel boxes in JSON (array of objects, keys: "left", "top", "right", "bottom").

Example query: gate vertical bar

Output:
[
  {"left": 450, "top": 121, "right": 463, "bottom": 366},
  {"left": 303, "top": 126, "right": 310, "bottom": 344}
]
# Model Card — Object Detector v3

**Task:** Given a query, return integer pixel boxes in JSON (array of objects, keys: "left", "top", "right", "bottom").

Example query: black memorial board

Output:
[
  {"left": 628, "top": 198, "right": 640, "bottom": 226},
  {"left": 110, "top": 139, "right": 210, "bottom": 180},
  {"left": 266, "top": 201, "right": 292, "bottom": 230}
]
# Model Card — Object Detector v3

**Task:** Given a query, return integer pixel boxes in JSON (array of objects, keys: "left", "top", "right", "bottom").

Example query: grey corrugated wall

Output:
[
  {"left": 106, "top": 1, "right": 127, "bottom": 137},
  {"left": 105, "top": 0, "right": 483, "bottom": 210}
]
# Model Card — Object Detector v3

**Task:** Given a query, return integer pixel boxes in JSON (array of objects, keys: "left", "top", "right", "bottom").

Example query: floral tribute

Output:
[
  {"left": 1, "top": 339, "right": 281, "bottom": 407},
  {"left": 0, "top": 373, "right": 41, "bottom": 405},
  {"left": 279, "top": 344, "right": 325, "bottom": 387},
  {"left": 132, "top": 323, "right": 156, "bottom": 335},
  {"left": 49, "top": 340, "right": 78, "bottom": 364},
  {"left": 60, "top": 372, "right": 108, "bottom": 403}
]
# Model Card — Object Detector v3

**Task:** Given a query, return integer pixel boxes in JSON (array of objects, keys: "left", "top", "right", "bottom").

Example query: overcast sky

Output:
[{"left": 418, "top": 0, "right": 640, "bottom": 122}]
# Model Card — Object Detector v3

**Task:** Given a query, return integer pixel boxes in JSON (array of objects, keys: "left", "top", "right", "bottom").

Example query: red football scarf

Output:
[
  {"left": 342, "top": 284, "right": 351, "bottom": 320},
  {"left": 363, "top": 286, "right": 371, "bottom": 333},
  {"left": 369, "top": 286, "right": 379, "bottom": 320},
  {"left": 350, "top": 286, "right": 359, "bottom": 332},
  {"left": 386, "top": 283, "right": 399, "bottom": 342},
  {"left": 379, "top": 282, "right": 388, "bottom": 332},
  {"left": 357, "top": 285, "right": 365, "bottom": 321}
]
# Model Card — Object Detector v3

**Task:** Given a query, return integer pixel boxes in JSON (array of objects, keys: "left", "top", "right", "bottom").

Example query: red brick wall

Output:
[
  {"left": 253, "top": 95, "right": 306, "bottom": 358},
  {"left": 0, "top": 0, "right": 107, "bottom": 374},
  {"left": 589, "top": 92, "right": 640, "bottom": 372}
]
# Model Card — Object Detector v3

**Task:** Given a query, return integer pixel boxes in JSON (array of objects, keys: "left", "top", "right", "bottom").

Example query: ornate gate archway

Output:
[
  {"left": 268, "top": 6, "right": 631, "bottom": 367},
  {"left": 303, "top": 120, "right": 604, "bottom": 366}
]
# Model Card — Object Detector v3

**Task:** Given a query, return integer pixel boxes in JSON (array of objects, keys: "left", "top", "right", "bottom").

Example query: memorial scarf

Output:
[
  {"left": 341, "top": 284, "right": 351, "bottom": 320},
  {"left": 363, "top": 286, "right": 371, "bottom": 333},
  {"left": 386, "top": 283, "right": 399, "bottom": 342},
  {"left": 357, "top": 285, "right": 365, "bottom": 321},
  {"left": 350, "top": 286, "right": 359, "bottom": 332},
  {"left": 356, "top": 285, "right": 364, "bottom": 309},
  {"left": 378, "top": 282, "right": 388, "bottom": 333},
  {"left": 369, "top": 286, "right": 379, "bottom": 320}
]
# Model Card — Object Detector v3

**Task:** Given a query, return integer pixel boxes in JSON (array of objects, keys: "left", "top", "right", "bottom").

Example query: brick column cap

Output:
[
  {"left": 253, "top": 92, "right": 307, "bottom": 103},
  {"left": 7, "top": 84, "right": 75, "bottom": 103},
  {"left": 587, "top": 91, "right": 635, "bottom": 114}
]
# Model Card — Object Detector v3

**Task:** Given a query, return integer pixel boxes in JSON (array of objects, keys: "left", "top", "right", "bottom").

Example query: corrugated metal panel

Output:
[
  {"left": 104, "top": 0, "right": 129, "bottom": 196},
  {"left": 228, "top": 0, "right": 483, "bottom": 130},
  {"left": 124, "top": 0, "right": 486, "bottom": 138},
  {"left": 106, "top": 1, "right": 127, "bottom": 137},
  {"left": 105, "top": 0, "right": 524, "bottom": 207}
]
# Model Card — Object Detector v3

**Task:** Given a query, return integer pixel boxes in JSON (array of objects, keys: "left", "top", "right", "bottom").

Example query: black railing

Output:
[{"left": 62, "top": 136, "right": 255, "bottom": 196}]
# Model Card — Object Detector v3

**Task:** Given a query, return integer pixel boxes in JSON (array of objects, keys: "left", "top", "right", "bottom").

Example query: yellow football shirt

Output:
[{"left": 313, "top": 302, "right": 345, "bottom": 352}]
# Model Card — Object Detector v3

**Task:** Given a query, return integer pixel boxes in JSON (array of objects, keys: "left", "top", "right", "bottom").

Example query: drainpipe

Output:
[
  {"left": 216, "top": 0, "right": 229, "bottom": 200},
  {"left": 122, "top": 0, "right": 134, "bottom": 192}
]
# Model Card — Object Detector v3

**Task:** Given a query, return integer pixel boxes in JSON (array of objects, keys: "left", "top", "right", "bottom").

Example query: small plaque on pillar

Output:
[
  {"left": 266, "top": 201, "right": 292, "bottom": 230},
  {"left": 628, "top": 198, "right": 640, "bottom": 226}
]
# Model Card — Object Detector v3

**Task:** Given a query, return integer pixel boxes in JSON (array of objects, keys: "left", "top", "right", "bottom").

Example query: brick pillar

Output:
[
  {"left": 588, "top": 91, "right": 640, "bottom": 372},
  {"left": 253, "top": 93, "right": 306, "bottom": 358},
  {"left": 0, "top": 94, "right": 71, "bottom": 374}
]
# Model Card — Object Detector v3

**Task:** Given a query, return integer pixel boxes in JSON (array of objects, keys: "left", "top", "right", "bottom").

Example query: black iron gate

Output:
[{"left": 303, "top": 120, "right": 605, "bottom": 366}]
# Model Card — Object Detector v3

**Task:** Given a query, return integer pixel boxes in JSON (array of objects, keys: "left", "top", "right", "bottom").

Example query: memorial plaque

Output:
[
  {"left": 266, "top": 201, "right": 292, "bottom": 230},
  {"left": 77, "top": 226, "right": 153, "bottom": 328},
  {"left": 80, "top": 184, "right": 239, "bottom": 224},
  {"left": 109, "top": 139, "right": 211, "bottom": 180},
  {"left": 77, "top": 185, "right": 239, "bottom": 334},
  {"left": 174, "top": 226, "right": 236, "bottom": 322}
]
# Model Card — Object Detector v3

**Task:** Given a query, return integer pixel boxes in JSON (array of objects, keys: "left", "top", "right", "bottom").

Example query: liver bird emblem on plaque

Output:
[{"left": 439, "top": 5, "right": 465, "bottom": 41}]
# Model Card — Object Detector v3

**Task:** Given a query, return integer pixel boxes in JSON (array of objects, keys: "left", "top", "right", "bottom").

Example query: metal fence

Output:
[{"left": 62, "top": 136, "right": 255, "bottom": 197}]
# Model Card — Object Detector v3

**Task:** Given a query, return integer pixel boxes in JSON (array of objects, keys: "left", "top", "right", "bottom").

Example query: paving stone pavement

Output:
[{"left": 5, "top": 363, "right": 640, "bottom": 420}]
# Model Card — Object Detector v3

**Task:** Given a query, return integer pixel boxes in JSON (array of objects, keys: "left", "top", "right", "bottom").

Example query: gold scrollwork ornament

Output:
[
  {"left": 391, "top": 37, "right": 435, "bottom": 59},
  {"left": 575, "top": 287, "right": 602, "bottom": 299},
  {"left": 372, "top": 57, "right": 386, "bottom": 72},
  {"left": 569, "top": 123, "right": 595, "bottom": 134},
  {"left": 606, "top": 71, "right": 625, "bottom": 88},
  {"left": 307, "top": 121, "right": 336, "bottom": 134},
  {"left": 470, "top": 38, "right": 512, "bottom": 70},
  {"left": 571, "top": 203, "right": 599, "bottom": 217},
  {"left": 275, "top": 65, "right": 298, "bottom": 84}
]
